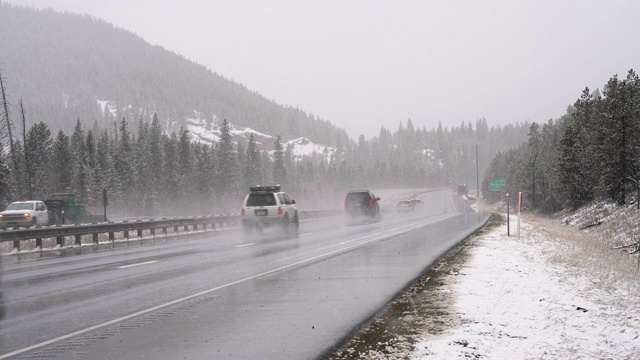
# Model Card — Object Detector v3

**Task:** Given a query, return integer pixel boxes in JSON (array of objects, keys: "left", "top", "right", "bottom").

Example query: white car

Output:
[
  {"left": 396, "top": 199, "right": 415, "bottom": 213},
  {"left": 241, "top": 185, "right": 298, "bottom": 237},
  {"left": 0, "top": 201, "right": 49, "bottom": 229},
  {"left": 410, "top": 199, "right": 423, "bottom": 209}
]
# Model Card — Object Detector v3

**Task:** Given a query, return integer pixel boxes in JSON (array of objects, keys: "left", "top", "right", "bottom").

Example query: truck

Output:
[{"left": 44, "top": 193, "right": 105, "bottom": 225}]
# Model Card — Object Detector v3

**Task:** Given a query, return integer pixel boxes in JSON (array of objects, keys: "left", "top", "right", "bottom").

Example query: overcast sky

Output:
[{"left": 8, "top": 0, "right": 640, "bottom": 139}]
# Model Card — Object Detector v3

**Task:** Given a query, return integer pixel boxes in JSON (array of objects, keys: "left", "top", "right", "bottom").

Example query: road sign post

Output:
[
  {"left": 517, "top": 192, "right": 522, "bottom": 239},
  {"left": 102, "top": 188, "right": 108, "bottom": 222},
  {"left": 506, "top": 193, "right": 510, "bottom": 236}
]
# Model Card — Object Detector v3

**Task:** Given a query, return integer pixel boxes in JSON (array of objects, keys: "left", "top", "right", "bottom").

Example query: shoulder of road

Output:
[{"left": 329, "top": 212, "right": 640, "bottom": 359}]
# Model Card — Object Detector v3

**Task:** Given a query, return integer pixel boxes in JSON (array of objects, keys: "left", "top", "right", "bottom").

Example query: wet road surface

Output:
[{"left": 0, "top": 190, "right": 488, "bottom": 359}]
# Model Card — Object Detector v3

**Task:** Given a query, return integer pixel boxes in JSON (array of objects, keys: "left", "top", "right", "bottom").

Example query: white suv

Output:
[
  {"left": 0, "top": 201, "right": 49, "bottom": 229},
  {"left": 241, "top": 185, "right": 298, "bottom": 237}
]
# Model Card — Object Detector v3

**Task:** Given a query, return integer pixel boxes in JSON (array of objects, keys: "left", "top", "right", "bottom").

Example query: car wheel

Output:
[
  {"left": 31, "top": 218, "right": 37, "bottom": 228},
  {"left": 282, "top": 214, "right": 290, "bottom": 237},
  {"left": 291, "top": 215, "right": 299, "bottom": 238}
]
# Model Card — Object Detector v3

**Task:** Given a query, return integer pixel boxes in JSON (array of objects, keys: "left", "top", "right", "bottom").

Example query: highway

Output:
[{"left": 0, "top": 189, "right": 488, "bottom": 359}]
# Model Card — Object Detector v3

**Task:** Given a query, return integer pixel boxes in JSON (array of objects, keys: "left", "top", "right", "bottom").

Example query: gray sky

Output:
[{"left": 8, "top": 0, "right": 640, "bottom": 139}]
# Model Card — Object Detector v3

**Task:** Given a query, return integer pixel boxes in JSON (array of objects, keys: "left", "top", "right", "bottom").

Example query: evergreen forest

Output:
[
  {"left": 1, "top": 70, "right": 531, "bottom": 216},
  {"left": 483, "top": 70, "right": 640, "bottom": 213}
]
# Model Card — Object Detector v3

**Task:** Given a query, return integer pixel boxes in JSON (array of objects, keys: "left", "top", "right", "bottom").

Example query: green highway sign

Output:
[{"left": 489, "top": 179, "right": 506, "bottom": 191}]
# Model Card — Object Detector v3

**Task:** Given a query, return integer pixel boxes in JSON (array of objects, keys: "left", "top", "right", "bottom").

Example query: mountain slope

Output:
[{"left": 0, "top": 3, "right": 350, "bottom": 145}]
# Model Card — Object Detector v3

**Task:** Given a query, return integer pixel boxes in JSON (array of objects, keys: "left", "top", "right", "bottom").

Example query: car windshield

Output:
[
  {"left": 5, "top": 202, "right": 34, "bottom": 211},
  {"left": 246, "top": 193, "right": 276, "bottom": 206}
]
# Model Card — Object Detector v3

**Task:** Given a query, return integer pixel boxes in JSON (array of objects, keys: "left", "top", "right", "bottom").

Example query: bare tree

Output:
[
  {"left": 0, "top": 71, "right": 17, "bottom": 168},
  {"left": 20, "top": 100, "right": 32, "bottom": 199}
]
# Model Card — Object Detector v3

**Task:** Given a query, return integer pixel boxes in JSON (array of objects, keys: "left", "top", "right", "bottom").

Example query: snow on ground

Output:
[
  {"left": 330, "top": 209, "right": 640, "bottom": 359},
  {"left": 410, "top": 214, "right": 640, "bottom": 359}
]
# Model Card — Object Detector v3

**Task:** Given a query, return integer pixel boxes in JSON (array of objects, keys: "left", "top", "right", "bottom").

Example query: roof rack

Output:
[{"left": 250, "top": 185, "right": 281, "bottom": 193}]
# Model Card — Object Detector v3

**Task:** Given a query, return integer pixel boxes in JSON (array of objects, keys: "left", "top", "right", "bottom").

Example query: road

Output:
[{"left": 0, "top": 189, "right": 488, "bottom": 359}]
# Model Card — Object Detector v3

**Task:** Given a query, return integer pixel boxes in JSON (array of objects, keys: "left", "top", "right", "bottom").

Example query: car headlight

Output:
[{"left": 24, "top": 213, "right": 31, "bottom": 220}]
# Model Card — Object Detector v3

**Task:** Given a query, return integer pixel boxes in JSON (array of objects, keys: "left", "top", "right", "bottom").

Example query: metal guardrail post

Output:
[
  {"left": 173, "top": 226, "right": 178, "bottom": 233},
  {"left": 162, "top": 227, "right": 167, "bottom": 236},
  {"left": 150, "top": 228, "right": 155, "bottom": 236},
  {"left": 57, "top": 236, "right": 64, "bottom": 247},
  {"left": 36, "top": 238, "right": 42, "bottom": 248},
  {"left": 12, "top": 240, "right": 19, "bottom": 252},
  {"left": 93, "top": 233, "right": 99, "bottom": 245},
  {"left": 137, "top": 229, "right": 143, "bottom": 238},
  {"left": 109, "top": 232, "right": 115, "bottom": 242},
  {"left": 75, "top": 234, "right": 82, "bottom": 246},
  {"left": 184, "top": 225, "right": 188, "bottom": 233},
  {"left": 124, "top": 230, "right": 129, "bottom": 240}
]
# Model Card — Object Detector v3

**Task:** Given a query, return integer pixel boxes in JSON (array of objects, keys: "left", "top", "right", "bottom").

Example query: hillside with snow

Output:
[
  {"left": 185, "top": 115, "right": 335, "bottom": 160},
  {"left": 0, "top": 4, "right": 350, "bottom": 147}
]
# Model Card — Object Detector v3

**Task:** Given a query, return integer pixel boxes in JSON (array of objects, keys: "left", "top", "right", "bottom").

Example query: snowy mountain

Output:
[
  {"left": 0, "top": 4, "right": 351, "bottom": 147},
  {"left": 185, "top": 114, "right": 334, "bottom": 160}
]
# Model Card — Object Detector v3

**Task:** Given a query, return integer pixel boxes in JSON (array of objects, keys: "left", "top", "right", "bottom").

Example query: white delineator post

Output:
[{"left": 517, "top": 192, "right": 523, "bottom": 239}]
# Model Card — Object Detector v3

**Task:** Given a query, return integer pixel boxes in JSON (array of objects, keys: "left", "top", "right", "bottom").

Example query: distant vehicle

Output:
[
  {"left": 241, "top": 185, "right": 298, "bottom": 237},
  {"left": 344, "top": 190, "right": 380, "bottom": 219},
  {"left": 45, "top": 193, "right": 104, "bottom": 224},
  {"left": 410, "top": 199, "right": 423, "bottom": 208},
  {"left": 396, "top": 199, "right": 415, "bottom": 213},
  {"left": 0, "top": 200, "right": 49, "bottom": 229},
  {"left": 457, "top": 184, "right": 469, "bottom": 195}
]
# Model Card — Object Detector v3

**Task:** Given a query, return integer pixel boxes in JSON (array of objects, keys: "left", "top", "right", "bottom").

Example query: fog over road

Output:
[{"left": 0, "top": 189, "right": 488, "bottom": 359}]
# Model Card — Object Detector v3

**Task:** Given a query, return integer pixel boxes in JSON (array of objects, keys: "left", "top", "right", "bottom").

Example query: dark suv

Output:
[{"left": 344, "top": 190, "right": 380, "bottom": 219}]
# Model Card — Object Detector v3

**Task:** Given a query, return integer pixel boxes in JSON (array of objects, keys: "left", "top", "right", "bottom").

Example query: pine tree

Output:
[
  {"left": 596, "top": 75, "right": 635, "bottom": 204},
  {"left": 272, "top": 135, "right": 287, "bottom": 186},
  {"left": 25, "top": 122, "right": 53, "bottom": 198},
  {"left": 148, "top": 113, "right": 164, "bottom": 209},
  {"left": 161, "top": 132, "right": 179, "bottom": 213},
  {"left": 526, "top": 122, "right": 542, "bottom": 208},
  {"left": 114, "top": 117, "right": 133, "bottom": 209},
  {"left": 51, "top": 130, "right": 73, "bottom": 193},
  {"left": 70, "top": 119, "right": 89, "bottom": 203},
  {"left": 216, "top": 119, "right": 236, "bottom": 202},
  {"left": 178, "top": 127, "right": 193, "bottom": 211},
  {"left": 0, "top": 153, "right": 9, "bottom": 208},
  {"left": 244, "top": 134, "right": 262, "bottom": 189}
]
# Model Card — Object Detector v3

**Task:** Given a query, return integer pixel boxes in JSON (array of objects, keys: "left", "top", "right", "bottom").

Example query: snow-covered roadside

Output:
[{"left": 411, "top": 214, "right": 640, "bottom": 359}]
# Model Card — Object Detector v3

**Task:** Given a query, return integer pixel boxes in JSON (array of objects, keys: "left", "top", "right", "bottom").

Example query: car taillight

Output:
[
  {"left": 344, "top": 200, "right": 348, "bottom": 208},
  {"left": 278, "top": 207, "right": 283, "bottom": 215},
  {"left": 369, "top": 199, "right": 373, "bottom": 207}
]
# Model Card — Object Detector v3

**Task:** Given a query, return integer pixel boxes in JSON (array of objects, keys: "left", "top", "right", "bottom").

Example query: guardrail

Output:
[{"left": 0, "top": 210, "right": 341, "bottom": 253}]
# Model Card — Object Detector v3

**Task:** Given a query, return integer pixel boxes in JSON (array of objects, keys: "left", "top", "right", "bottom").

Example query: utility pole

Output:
[
  {"left": 476, "top": 145, "right": 479, "bottom": 200},
  {"left": 506, "top": 192, "right": 510, "bottom": 236}
]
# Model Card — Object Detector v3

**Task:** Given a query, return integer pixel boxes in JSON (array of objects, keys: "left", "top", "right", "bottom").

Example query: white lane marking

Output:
[
  {"left": 297, "top": 233, "right": 312, "bottom": 237},
  {"left": 116, "top": 261, "right": 158, "bottom": 269},
  {"left": 235, "top": 243, "right": 256, "bottom": 248},
  {"left": 0, "top": 212, "right": 458, "bottom": 360}
]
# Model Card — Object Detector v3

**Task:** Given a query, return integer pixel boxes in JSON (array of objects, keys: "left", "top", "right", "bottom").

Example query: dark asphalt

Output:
[{"left": 0, "top": 190, "right": 488, "bottom": 359}]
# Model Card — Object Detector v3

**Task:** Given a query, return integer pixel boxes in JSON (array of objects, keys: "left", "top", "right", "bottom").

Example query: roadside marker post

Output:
[
  {"left": 517, "top": 192, "right": 522, "bottom": 239},
  {"left": 506, "top": 193, "right": 510, "bottom": 236}
]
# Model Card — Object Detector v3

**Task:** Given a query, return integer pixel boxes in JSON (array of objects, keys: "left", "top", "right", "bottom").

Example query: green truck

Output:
[{"left": 44, "top": 193, "right": 105, "bottom": 225}]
